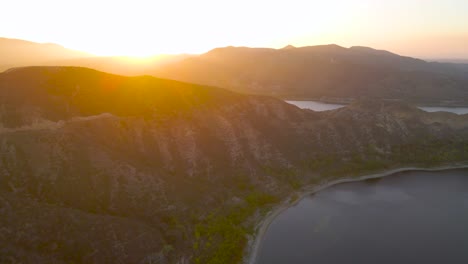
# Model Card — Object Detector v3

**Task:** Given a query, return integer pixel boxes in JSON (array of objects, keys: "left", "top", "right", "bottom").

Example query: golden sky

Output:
[{"left": 2, "top": 0, "right": 467, "bottom": 58}]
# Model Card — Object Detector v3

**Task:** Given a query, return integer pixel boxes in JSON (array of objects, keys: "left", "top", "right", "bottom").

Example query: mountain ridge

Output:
[
  {"left": 1, "top": 67, "right": 468, "bottom": 263},
  {"left": 154, "top": 45, "right": 468, "bottom": 105},
  {"left": 3, "top": 38, "right": 468, "bottom": 106},
  {"left": 0, "top": 37, "right": 91, "bottom": 70},
  {"left": 0, "top": 38, "right": 190, "bottom": 74}
]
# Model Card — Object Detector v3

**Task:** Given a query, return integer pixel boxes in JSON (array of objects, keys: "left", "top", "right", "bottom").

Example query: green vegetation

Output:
[
  {"left": 390, "top": 140, "right": 468, "bottom": 166},
  {"left": 193, "top": 191, "right": 279, "bottom": 264},
  {"left": 3, "top": 67, "right": 468, "bottom": 263},
  {"left": 191, "top": 139, "right": 468, "bottom": 264},
  {"left": 261, "top": 165, "right": 300, "bottom": 189},
  {"left": 301, "top": 152, "right": 389, "bottom": 179}
]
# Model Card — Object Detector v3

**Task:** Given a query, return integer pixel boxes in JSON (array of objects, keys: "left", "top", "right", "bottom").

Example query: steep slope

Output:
[
  {"left": 1, "top": 67, "right": 468, "bottom": 263},
  {"left": 154, "top": 45, "right": 468, "bottom": 105}
]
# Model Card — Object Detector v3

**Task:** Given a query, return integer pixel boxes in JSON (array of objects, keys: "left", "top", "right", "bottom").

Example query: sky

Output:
[{"left": 1, "top": 0, "right": 467, "bottom": 58}]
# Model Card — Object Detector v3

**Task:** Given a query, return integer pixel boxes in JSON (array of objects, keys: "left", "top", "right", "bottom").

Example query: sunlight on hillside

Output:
[{"left": 1, "top": 0, "right": 468, "bottom": 263}]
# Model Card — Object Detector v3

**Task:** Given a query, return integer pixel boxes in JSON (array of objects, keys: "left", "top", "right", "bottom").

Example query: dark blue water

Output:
[{"left": 256, "top": 169, "right": 468, "bottom": 264}]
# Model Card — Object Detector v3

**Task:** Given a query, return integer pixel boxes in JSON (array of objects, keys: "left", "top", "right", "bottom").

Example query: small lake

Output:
[
  {"left": 286, "top": 100, "right": 468, "bottom": 115},
  {"left": 286, "top": 101, "right": 345, "bottom": 111},
  {"left": 255, "top": 169, "right": 468, "bottom": 264},
  {"left": 419, "top": 106, "right": 468, "bottom": 115}
]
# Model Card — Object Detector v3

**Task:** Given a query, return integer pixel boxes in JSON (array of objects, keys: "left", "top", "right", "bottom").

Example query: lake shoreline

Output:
[
  {"left": 285, "top": 100, "right": 468, "bottom": 115},
  {"left": 244, "top": 163, "right": 468, "bottom": 264},
  {"left": 283, "top": 98, "right": 468, "bottom": 108}
]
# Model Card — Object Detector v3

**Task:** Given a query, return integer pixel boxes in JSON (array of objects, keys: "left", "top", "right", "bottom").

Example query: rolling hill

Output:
[
  {"left": 1, "top": 67, "right": 468, "bottom": 263},
  {"left": 154, "top": 45, "right": 468, "bottom": 105},
  {"left": 0, "top": 38, "right": 189, "bottom": 74},
  {"left": 3, "top": 37, "right": 468, "bottom": 105},
  {"left": 0, "top": 38, "right": 90, "bottom": 71}
]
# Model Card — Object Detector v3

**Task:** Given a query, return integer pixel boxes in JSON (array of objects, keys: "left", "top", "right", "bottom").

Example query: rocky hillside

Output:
[
  {"left": 154, "top": 45, "right": 468, "bottom": 105},
  {"left": 1, "top": 67, "right": 468, "bottom": 263}
]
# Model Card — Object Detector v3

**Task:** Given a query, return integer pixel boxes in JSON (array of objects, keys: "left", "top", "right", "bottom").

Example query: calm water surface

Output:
[
  {"left": 419, "top": 106, "right": 468, "bottom": 115},
  {"left": 286, "top": 100, "right": 468, "bottom": 115},
  {"left": 286, "top": 101, "right": 344, "bottom": 111},
  {"left": 256, "top": 169, "right": 468, "bottom": 264}
]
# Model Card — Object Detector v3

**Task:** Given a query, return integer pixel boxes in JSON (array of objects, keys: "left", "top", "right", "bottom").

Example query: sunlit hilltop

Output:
[{"left": 1, "top": 0, "right": 468, "bottom": 263}]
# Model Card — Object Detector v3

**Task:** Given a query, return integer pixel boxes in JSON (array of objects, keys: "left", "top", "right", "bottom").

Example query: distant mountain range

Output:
[
  {"left": 1, "top": 66, "right": 468, "bottom": 263},
  {"left": 431, "top": 58, "right": 468, "bottom": 64},
  {"left": 0, "top": 38, "right": 189, "bottom": 74},
  {"left": 2, "top": 37, "right": 468, "bottom": 105},
  {"left": 154, "top": 45, "right": 468, "bottom": 105},
  {"left": 0, "top": 38, "right": 89, "bottom": 70}
]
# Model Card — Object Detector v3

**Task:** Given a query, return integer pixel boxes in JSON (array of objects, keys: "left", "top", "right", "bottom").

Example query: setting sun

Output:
[
  {"left": 2, "top": 0, "right": 468, "bottom": 58},
  {"left": 2, "top": 1, "right": 468, "bottom": 264}
]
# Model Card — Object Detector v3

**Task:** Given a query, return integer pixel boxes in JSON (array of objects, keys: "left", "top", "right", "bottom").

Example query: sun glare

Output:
[
  {"left": 116, "top": 55, "right": 172, "bottom": 65},
  {"left": 1, "top": 0, "right": 468, "bottom": 58}
]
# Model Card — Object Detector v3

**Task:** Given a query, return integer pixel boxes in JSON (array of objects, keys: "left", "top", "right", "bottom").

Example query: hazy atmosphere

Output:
[
  {"left": 2, "top": 1, "right": 468, "bottom": 264},
  {"left": 2, "top": 0, "right": 468, "bottom": 58}
]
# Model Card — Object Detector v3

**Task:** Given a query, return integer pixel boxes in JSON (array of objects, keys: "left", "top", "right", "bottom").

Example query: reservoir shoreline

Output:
[
  {"left": 284, "top": 98, "right": 468, "bottom": 108},
  {"left": 285, "top": 100, "right": 468, "bottom": 114},
  {"left": 245, "top": 163, "right": 468, "bottom": 264}
]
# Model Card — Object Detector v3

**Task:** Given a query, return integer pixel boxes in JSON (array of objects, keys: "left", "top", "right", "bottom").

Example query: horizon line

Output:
[{"left": 2, "top": 36, "right": 468, "bottom": 61}]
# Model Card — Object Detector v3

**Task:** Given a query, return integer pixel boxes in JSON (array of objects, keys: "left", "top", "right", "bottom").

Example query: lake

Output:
[
  {"left": 255, "top": 169, "right": 468, "bottom": 264},
  {"left": 419, "top": 106, "right": 468, "bottom": 115},
  {"left": 286, "top": 101, "right": 345, "bottom": 111},
  {"left": 286, "top": 100, "right": 468, "bottom": 115}
]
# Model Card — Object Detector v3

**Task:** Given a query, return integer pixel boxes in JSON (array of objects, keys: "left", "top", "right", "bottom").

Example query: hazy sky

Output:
[{"left": 2, "top": 0, "right": 467, "bottom": 58}]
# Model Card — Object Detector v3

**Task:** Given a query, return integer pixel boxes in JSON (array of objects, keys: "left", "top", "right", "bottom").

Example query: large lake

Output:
[
  {"left": 255, "top": 169, "right": 468, "bottom": 264},
  {"left": 286, "top": 100, "right": 468, "bottom": 115}
]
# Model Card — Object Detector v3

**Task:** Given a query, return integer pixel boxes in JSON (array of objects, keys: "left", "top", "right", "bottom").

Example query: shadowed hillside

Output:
[
  {"left": 1, "top": 67, "right": 468, "bottom": 263},
  {"left": 3, "top": 38, "right": 468, "bottom": 105},
  {"left": 154, "top": 45, "right": 468, "bottom": 105}
]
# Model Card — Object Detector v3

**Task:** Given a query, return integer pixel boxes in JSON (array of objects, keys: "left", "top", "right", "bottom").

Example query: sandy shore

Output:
[{"left": 245, "top": 163, "right": 468, "bottom": 264}]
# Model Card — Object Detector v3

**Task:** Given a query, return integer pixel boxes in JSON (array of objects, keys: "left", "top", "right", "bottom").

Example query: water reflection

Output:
[{"left": 256, "top": 169, "right": 468, "bottom": 264}]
